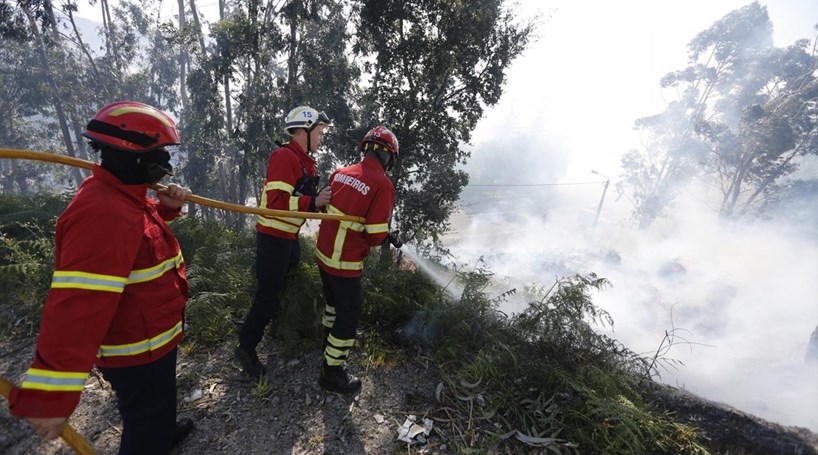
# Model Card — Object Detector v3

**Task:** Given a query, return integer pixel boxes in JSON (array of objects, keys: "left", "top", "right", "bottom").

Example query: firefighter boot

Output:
[
  {"left": 172, "top": 418, "right": 194, "bottom": 447},
  {"left": 319, "top": 364, "right": 361, "bottom": 394},
  {"left": 235, "top": 347, "right": 266, "bottom": 381}
]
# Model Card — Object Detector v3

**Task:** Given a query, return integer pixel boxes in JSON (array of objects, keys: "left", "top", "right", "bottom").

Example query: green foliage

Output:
[
  {"left": 274, "top": 237, "right": 326, "bottom": 357},
  {"left": 0, "top": 194, "right": 67, "bottom": 336},
  {"left": 355, "top": 0, "right": 536, "bottom": 244},
  {"left": 373, "top": 261, "right": 706, "bottom": 454},
  {"left": 171, "top": 216, "right": 255, "bottom": 346}
]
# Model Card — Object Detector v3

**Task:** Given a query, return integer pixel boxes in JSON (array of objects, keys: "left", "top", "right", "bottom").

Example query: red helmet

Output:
[
  {"left": 82, "top": 101, "right": 180, "bottom": 152},
  {"left": 359, "top": 126, "right": 399, "bottom": 155}
]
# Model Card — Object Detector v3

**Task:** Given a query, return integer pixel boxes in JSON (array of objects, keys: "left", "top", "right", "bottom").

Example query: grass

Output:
[{"left": 0, "top": 194, "right": 711, "bottom": 454}]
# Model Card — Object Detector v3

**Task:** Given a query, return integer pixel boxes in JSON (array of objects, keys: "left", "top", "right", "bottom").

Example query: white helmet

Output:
[{"left": 284, "top": 106, "right": 332, "bottom": 135}]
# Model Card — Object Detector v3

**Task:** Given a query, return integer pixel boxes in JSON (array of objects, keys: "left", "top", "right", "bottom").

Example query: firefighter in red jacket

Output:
[
  {"left": 235, "top": 105, "right": 333, "bottom": 380},
  {"left": 9, "top": 101, "right": 194, "bottom": 454},
  {"left": 315, "top": 125, "right": 399, "bottom": 393}
]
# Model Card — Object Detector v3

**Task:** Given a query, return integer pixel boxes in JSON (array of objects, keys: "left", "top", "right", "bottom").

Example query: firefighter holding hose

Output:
[
  {"left": 315, "top": 125, "right": 401, "bottom": 393},
  {"left": 8, "top": 101, "right": 195, "bottom": 454}
]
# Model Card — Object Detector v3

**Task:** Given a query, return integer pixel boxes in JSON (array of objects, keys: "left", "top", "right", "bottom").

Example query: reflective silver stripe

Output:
[
  {"left": 365, "top": 223, "right": 388, "bottom": 234},
  {"left": 325, "top": 345, "right": 348, "bottom": 359},
  {"left": 98, "top": 321, "right": 182, "bottom": 357},
  {"left": 21, "top": 369, "right": 88, "bottom": 392},
  {"left": 52, "top": 271, "right": 127, "bottom": 293},
  {"left": 127, "top": 252, "right": 184, "bottom": 284},
  {"left": 289, "top": 195, "right": 299, "bottom": 211},
  {"left": 324, "top": 305, "right": 336, "bottom": 315},
  {"left": 328, "top": 333, "right": 355, "bottom": 348}
]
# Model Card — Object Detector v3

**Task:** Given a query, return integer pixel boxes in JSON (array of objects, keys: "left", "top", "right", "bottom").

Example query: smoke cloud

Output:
[{"left": 443, "top": 169, "right": 818, "bottom": 430}]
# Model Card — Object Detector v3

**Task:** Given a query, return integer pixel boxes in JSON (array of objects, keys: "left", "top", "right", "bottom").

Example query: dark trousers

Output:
[
  {"left": 320, "top": 268, "right": 363, "bottom": 365},
  {"left": 99, "top": 347, "right": 178, "bottom": 455},
  {"left": 239, "top": 232, "right": 300, "bottom": 350}
]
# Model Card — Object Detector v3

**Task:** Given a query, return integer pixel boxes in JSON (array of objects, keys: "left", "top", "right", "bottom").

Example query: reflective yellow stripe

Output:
[
  {"left": 98, "top": 321, "right": 182, "bottom": 357},
  {"left": 328, "top": 205, "right": 365, "bottom": 231},
  {"left": 365, "top": 223, "right": 388, "bottom": 234},
  {"left": 52, "top": 251, "right": 183, "bottom": 292},
  {"left": 51, "top": 271, "right": 127, "bottom": 293},
  {"left": 109, "top": 106, "right": 174, "bottom": 127},
  {"left": 21, "top": 368, "right": 88, "bottom": 392},
  {"left": 257, "top": 216, "right": 302, "bottom": 233},
  {"left": 328, "top": 333, "right": 355, "bottom": 348},
  {"left": 324, "top": 305, "right": 336, "bottom": 315},
  {"left": 325, "top": 345, "right": 348, "bottom": 359},
  {"left": 316, "top": 249, "right": 364, "bottom": 271},
  {"left": 325, "top": 355, "right": 345, "bottom": 366},
  {"left": 127, "top": 251, "right": 184, "bottom": 284},
  {"left": 257, "top": 182, "right": 305, "bottom": 231},
  {"left": 264, "top": 181, "right": 294, "bottom": 194}
]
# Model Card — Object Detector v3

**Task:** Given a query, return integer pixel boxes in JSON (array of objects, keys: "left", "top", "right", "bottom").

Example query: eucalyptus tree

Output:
[
  {"left": 208, "top": 0, "right": 360, "bottom": 210},
  {"left": 354, "top": 0, "right": 534, "bottom": 244},
  {"left": 0, "top": 1, "right": 42, "bottom": 194},
  {"left": 15, "top": 0, "right": 86, "bottom": 187},
  {"left": 619, "top": 2, "right": 818, "bottom": 226}
]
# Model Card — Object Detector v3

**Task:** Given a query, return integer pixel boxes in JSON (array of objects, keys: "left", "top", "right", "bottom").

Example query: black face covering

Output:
[
  {"left": 376, "top": 149, "right": 395, "bottom": 172},
  {"left": 100, "top": 147, "right": 173, "bottom": 185}
]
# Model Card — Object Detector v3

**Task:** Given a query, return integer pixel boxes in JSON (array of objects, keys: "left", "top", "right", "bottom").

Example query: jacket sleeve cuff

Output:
[
  {"left": 9, "top": 387, "right": 82, "bottom": 418},
  {"left": 158, "top": 204, "right": 183, "bottom": 221}
]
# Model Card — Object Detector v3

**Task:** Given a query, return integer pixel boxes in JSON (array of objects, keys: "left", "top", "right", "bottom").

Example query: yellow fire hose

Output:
[
  {"left": 0, "top": 377, "right": 97, "bottom": 454},
  {"left": 0, "top": 149, "right": 365, "bottom": 223}
]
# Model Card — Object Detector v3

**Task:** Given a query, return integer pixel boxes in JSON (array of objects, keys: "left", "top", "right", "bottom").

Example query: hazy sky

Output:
[{"left": 472, "top": 0, "right": 818, "bottom": 183}]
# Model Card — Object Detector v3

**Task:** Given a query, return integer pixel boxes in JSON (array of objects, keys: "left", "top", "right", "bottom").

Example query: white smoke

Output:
[{"left": 443, "top": 176, "right": 818, "bottom": 431}]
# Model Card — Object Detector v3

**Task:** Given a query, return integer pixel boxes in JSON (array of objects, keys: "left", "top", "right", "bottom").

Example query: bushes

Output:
[
  {"left": 0, "top": 194, "right": 708, "bottom": 453},
  {"left": 0, "top": 194, "right": 68, "bottom": 336}
]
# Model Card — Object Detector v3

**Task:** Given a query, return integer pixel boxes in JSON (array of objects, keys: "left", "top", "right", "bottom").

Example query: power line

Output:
[{"left": 468, "top": 180, "right": 607, "bottom": 187}]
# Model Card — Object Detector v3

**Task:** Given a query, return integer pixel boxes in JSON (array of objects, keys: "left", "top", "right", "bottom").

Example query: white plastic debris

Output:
[
  {"left": 397, "top": 418, "right": 426, "bottom": 443},
  {"left": 422, "top": 418, "right": 434, "bottom": 435},
  {"left": 183, "top": 388, "right": 202, "bottom": 402},
  {"left": 397, "top": 416, "right": 430, "bottom": 444},
  {"left": 374, "top": 414, "right": 385, "bottom": 424}
]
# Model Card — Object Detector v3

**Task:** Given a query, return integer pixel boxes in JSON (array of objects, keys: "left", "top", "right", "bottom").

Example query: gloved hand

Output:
[{"left": 385, "top": 230, "right": 402, "bottom": 248}]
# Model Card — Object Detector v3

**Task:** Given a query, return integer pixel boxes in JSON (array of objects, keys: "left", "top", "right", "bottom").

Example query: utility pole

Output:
[{"left": 591, "top": 170, "right": 610, "bottom": 229}]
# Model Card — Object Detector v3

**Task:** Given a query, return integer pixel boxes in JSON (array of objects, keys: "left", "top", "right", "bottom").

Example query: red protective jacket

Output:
[
  {"left": 10, "top": 165, "right": 188, "bottom": 418},
  {"left": 316, "top": 156, "right": 395, "bottom": 277},
  {"left": 255, "top": 141, "right": 318, "bottom": 240}
]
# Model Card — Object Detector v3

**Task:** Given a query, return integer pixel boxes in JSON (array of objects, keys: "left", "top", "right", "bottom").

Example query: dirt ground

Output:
[
  {"left": 2, "top": 332, "right": 818, "bottom": 455},
  {"left": 1, "top": 333, "right": 448, "bottom": 455}
]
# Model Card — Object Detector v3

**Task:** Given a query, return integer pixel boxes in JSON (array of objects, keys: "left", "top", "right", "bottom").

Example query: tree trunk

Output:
[
  {"left": 178, "top": 0, "right": 189, "bottom": 110},
  {"left": 23, "top": 3, "right": 84, "bottom": 188},
  {"left": 66, "top": 7, "right": 109, "bottom": 97}
]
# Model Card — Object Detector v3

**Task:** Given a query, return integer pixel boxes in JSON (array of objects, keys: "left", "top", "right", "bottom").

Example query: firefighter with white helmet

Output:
[{"left": 235, "top": 105, "right": 333, "bottom": 380}]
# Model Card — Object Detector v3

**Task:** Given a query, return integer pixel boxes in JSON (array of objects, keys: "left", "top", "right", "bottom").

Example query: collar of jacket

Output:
[
  {"left": 91, "top": 163, "right": 148, "bottom": 205},
  {"left": 283, "top": 140, "right": 317, "bottom": 172}
]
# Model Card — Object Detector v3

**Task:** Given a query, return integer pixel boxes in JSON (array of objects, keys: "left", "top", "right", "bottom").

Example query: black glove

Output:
[{"left": 385, "top": 230, "right": 403, "bottom": 248}]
